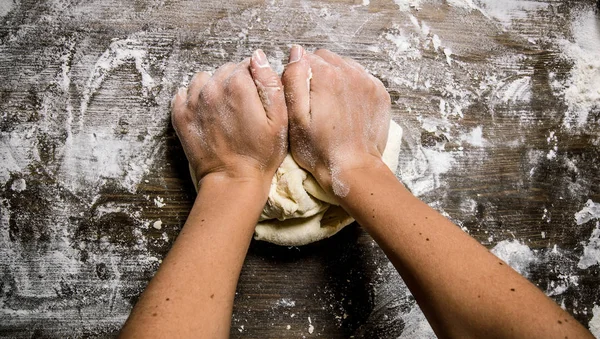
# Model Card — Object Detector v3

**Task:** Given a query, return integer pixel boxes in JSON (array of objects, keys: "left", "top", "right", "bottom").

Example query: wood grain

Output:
[{"left": 0, "top": 0, "right": 599, "bottom": 338}]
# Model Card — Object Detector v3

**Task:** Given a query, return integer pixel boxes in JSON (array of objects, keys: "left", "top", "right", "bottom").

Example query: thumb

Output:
[
  {"left": 281, "top": 45, "right": 311, "bottom": 126},
  {"left": 250, "top": 49, "right": 287, "bottom": 125}
]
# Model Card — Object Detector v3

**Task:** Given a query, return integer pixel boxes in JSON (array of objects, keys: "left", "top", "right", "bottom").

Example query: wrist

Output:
[
  {"left": 314, "top": 154, "right": 388, "bottom": 198},
  {"left": 198, "top": 170, "right": 272, "bottom": 199}
]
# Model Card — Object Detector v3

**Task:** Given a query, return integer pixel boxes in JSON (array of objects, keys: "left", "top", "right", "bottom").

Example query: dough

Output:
[{"left": 191, "top": 121, "right": 403, "bottom": 246}]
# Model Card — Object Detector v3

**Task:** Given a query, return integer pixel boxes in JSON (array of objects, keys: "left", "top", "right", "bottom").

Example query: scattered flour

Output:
[
  {"left": 275, "top": 298, "right": 296, "bottom": 308},
  {"left": 575, "top": 200, "right": 600, "bottom": 269},
  {"left": 393, "top": 0, "right": 423, "bottom": 12},
  {"left": 556, "top": 9, "right": 600, "bottom": 128},
  {"left": 473, "top": 0, "right": 549, "bottom": 25},
  {"left": 0, "top": 131, "right": 40, "bottom": 185},
  {"left": 398, "top": 304, "right": 436, "bottom": 339},
  {"left": 57, "top": 36, "right": 165, "bottom": 193},
  {"left": 447, "top": 0, "right": 549, "bottom": 25},
  {"left": 79, "top": 38, "right": 156, "bottom": 123},
  {"left": 500, "top": 77, "right": 532, "bottom": 103},
  {"left": 154, "top": 196, "right": 166, "bottom": 208},
  {"left": 10, "top": 178, "right": 26, "bottom": 192},
  {"left": 575, "top": 200, "right": 600, "bottom": 226},
  {"left": 590, "top": 305, "right": 600, "bottom": 338},
  {"left": 152, "top": 220, "right": 163, "bottom": 230},
  {"left": 307, "top": 316, "right": 314, "bottom": 334},
  {"left": 399, "top": 147, "right": 456, "bottom": 197},
  {"left": 491, "top": 240, "right": 537, "bottom": 277},
  {"left": 0, "top": 0, "right": 14, "bottom": 18},
  {"left": 461, "top": 126, "right": 485, "bottom": 147}
]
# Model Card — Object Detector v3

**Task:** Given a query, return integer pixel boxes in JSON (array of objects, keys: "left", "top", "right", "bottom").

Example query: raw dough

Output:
[{"left": 191, "top": 121, "right": 403, "bottom": 246}]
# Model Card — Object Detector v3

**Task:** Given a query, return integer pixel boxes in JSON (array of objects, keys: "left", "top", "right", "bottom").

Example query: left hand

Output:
[{"left": 171, "top": 50, "right": 288, "bottom": 187}]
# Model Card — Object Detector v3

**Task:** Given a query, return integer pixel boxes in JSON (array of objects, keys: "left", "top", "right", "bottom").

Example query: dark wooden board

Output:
[{"left": 1, "top": 0, "right": 599, "bottom": 338}]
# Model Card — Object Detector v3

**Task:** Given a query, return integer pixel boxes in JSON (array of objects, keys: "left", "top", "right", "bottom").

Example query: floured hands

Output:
[
  {"left": 282, "top": 46, "right": 391, "bottom": 197},
  {"left": 171, "top": 50, "right": 288, "bottom": 189}
]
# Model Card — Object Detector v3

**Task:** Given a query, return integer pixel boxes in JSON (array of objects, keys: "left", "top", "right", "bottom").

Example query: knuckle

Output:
[
  {"left": 220, "top": 62, "right": 236, "bottom": 72},
  {"left": 171, "top": 106, "right": 190, "bottom": 131},
  {"left": 199, "top": 84, "right": 217, "bottom": 106},
  {"left": 319, "top": 65, "right": 337, "bottom": 81},
  {"left": 314, "top": 48, "right": 332, "bottom": 57},
  {"left": 259, "top": 73, "right": 282, "bottom": 89},
  {"left": 226, "top": 72, "right": 251, "bottom": 94}
]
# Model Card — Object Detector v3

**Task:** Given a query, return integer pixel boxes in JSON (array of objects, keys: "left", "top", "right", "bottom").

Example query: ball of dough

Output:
[
  {"left": 255, "top": 120, "right": 402, "bottom": 246},
  {"left": 190, "top": 121, "right": 403, "bottom": 246}
]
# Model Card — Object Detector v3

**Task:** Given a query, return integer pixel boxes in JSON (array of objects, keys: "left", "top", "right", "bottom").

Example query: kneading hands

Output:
[{"left": 119, "top": 46, "right": 594, "bottom": 339}]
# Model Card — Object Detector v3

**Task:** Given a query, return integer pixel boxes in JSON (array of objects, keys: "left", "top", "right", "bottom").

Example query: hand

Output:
[
  {"left": 171, "top": 50, "right": 288, "bottom": 189},
  {"left": 282, "top": 46, "right": 391, "bottom": 196}
]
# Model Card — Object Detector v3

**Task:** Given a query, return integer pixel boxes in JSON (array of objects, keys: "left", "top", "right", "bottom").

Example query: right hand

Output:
[{"left": 282, "top": 46, "right": 391, "bottom": 196}]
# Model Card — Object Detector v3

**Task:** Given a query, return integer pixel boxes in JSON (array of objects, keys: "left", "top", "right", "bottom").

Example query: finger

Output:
[
  {"left": 314, "top": 49, "right": 345, "bottom": 67},
  {"left": 250, "top": 49, "right": 287, "bottom": 124},
  {"left": 282, "top": 45, "right": 311, "bottom": 126},
  {"left": 212, "top": 62, "right": 237, "bottom": 81},
  {"left": 306, "top": 53, "right": 336, "bottom": 93},
  {"left": 342, "top": 56, "right": 366, "bottom": 71},
  {"left": 186, "top": 71, "right": 211, "bottom": 107},
  {"left": 171, "top": 87, "right": 189, "bottom": 135}
]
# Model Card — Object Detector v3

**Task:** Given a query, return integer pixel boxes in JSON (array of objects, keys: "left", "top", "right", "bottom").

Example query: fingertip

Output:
[
  {"left": 288, "top": 44, "right": 305, "bottom": 64},
  {"left": 171, "top": 87, "right": 188, "bottom": 109},
  {"left": 282, "top": 52, "right": 311, "bottom": 126},
  {"left": 251, "top": 49, "right": 270, "bottom": 69}
]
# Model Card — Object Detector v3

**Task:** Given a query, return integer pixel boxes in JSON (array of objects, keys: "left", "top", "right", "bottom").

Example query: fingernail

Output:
[
  {"left": 289, "top": 45, "right": 303, "bottom": 63},
  {"left": 172, "top": 87, "right": 186, "bottom": 107},
  {"left": 253, "top": 49, "right": 270, "bottom": 68}
]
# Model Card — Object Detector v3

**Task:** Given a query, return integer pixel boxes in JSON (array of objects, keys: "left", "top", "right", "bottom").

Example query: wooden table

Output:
[{"left": 1, "top": 0, "right": 599, "bottom": 337}]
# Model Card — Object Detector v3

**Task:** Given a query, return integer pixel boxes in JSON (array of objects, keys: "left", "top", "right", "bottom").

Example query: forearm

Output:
[
  {"left": 337, "top": 163, "right": 592, "bottom": 339},
  {"left": 120, "top": 175, "right": 269, "bottom": 339}
]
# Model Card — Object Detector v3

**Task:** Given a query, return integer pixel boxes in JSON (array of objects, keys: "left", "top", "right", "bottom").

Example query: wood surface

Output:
[{"left": 0, "top": 0, "right": 599, "bottom": 338}]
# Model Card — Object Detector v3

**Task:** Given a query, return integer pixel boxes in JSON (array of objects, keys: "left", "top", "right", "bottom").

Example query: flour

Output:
[
  {"left": 398, "top": 304, "right": 436, "bottom": 339},
  {"left": 10, "top": 177, "right": 26, "bottom": 192},
  {"left": 590, "top": 305, "right": 600, "bottom": 338},
  {"left": 79, "top": 38, "right": 156, "bottom": 123},
  {"left": 0, "top": 0, "right": 14, "bottom": 18},
  {"left": 447, "top": 0, "right": 549, "bottom": 25},
  {"left": 275, "top": 298, "right": 296, "bottom": 308},
  {"left": 500, "top": 77, "right": 532, "bottom": 103},
  {"left": 58, "top": 36, "right": 166, "bottom": 193},
  {"left": 0, "top": 130, "right": 40, "bottom": 184},
  {"left": 491, "top": 240, "right": 537, "bottom": 277},
  {"left": 575, "top": 200, "right": 600, "bottom": 226},
  {"left": 575, "top": 200, "right": 600, "bottom": 269},
  {"left": 393, "top": 0, "right": 423, "bottom": 12},
  {"left": 461, "top": 126, "right": 485, "bottom": 147},
  {"left": 154, "top": 196, "right": 166, "bottom": 208},
  {"left": 1, "top": 0, "right": 599, "bottom": 336},
  {"left": 399, "top": 146, "right": 456, "bottom": 197},
  {"left": 556, "top": 9, "right": 600, "bottom": 128}
]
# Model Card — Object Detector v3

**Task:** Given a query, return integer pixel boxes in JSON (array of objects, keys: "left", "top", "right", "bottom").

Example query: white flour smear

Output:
[
  {"left": 590, "top": 305, "right": 600, "bottom": 338},
  {"left": 575, "top": 200, "right": 600, "bottom": 269},
  {"left": 393, "top": 0, "right": 424, "bottom": 12},
  {"left": 555, "top": 9, "right": 600, "bottom": 128},
  {"left": 1, "top": 0, "right": 599, "bottom": 337},
  {"left": 58, "top": 37, "right": 166, "bottom": 193},
  {"left": 491, "top": 240, "right": 537, "bottom": 277},
  {"left": 0, "top": 0, "right": 14, "bottom": 18}
]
